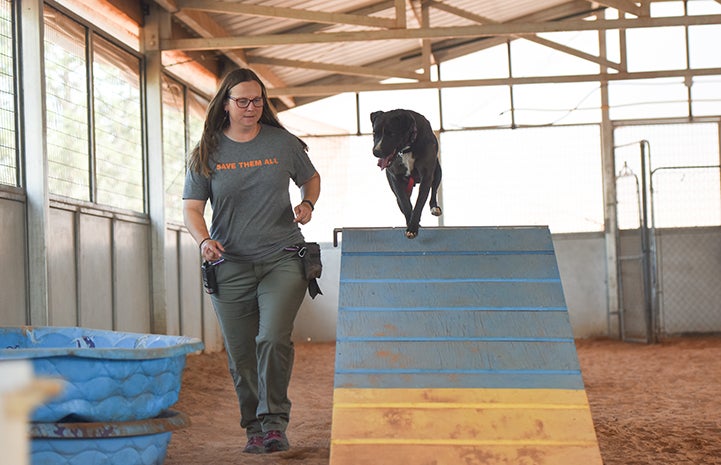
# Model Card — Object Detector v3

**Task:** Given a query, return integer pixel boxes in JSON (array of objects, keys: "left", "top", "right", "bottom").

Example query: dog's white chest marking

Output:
[{"left": 400, "top": 151, "right": 414, "bottom": 176}]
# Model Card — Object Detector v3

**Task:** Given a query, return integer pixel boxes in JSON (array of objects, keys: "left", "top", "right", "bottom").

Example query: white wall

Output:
[{"left": 553, "top": 232, "right": 609, "bottom": 338}]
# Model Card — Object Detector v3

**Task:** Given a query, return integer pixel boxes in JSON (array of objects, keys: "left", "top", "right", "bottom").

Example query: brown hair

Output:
[{"left": 187, "top": 68, "right": 306, "bottom": 177}]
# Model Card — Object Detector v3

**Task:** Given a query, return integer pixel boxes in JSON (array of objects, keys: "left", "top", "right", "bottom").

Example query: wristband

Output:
[
  {"left": 199, "top": 237, "right": 212, "bottom": 249},
  {"left": 302, "top": 199, "right": 315, "bottom": 211}
]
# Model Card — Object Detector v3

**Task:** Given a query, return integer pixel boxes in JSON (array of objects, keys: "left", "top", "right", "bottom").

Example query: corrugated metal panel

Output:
[
  {"left": 210, "top": 0, "right": 575, "bottom": 35},
  {"left": 209, "top": 0, "right": 387, "bottom": 36},
  {"left": 473, "top": 0, "right": 572, "bottom": 22}
]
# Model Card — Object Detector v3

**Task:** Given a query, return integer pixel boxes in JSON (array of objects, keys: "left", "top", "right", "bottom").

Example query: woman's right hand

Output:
[{"left": 201, "top": 239, "right": 225, "bottom": 262}]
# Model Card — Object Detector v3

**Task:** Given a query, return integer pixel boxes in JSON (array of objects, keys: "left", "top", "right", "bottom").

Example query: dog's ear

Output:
[
  {"left": 370, "top": 111, "right": 383, "bottom": 124},
  {"left": 402, "top": 113, "right": 418, "bottom": 143},
  {"left": 403, "top": 113, "right": 415, "bottom": 129}
]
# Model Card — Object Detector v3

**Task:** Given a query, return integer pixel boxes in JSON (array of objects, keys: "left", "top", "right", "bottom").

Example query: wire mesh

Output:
[
  {"left": 615, "top": 122, "right": 721, "bottom": 338},
  {"left": 652, "top": 166, "right": 721, "bottom": 335},
  {"left": 0, "top": 0, "right": 16, "bottom": 187}
]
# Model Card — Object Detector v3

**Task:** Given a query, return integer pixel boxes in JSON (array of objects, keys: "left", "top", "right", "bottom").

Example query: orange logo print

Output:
[{"left": 215, "top": 158, "right": 277, "bottom": 171}]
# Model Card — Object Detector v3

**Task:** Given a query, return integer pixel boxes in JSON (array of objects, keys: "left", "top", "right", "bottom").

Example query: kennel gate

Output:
[{"left": 614, "top": 140, "right": 658, "bottom": 343}]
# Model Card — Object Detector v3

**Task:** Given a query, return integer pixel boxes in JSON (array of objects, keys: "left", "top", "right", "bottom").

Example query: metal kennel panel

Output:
[
  {"left": 614, "top": 141, "right": 656, "bottom": 343},
  {"left": 651, "top": 166, "right": 721, "bottom": 335},
  {"left": 616, "top": 121, "right": 721, "bottom": 339}
]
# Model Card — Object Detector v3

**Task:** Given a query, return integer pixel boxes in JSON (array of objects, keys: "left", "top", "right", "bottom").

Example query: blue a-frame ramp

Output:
[{"left": 330, "top": 226, "right": 603, "bottom": 465}]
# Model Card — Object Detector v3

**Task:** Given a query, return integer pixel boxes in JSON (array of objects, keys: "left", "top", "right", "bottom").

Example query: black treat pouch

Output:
[{"left": 286, "top": 243, "right": 323, "bottom": 298}]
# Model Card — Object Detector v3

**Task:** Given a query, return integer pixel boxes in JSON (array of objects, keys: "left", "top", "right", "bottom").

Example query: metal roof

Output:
[{"left": 152, "top": 0, "right": 721, "bottom": 109}]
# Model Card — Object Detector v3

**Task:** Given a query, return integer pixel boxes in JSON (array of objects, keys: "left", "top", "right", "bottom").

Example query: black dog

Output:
[{"left": 371, "top": 109, "right": 442, "bottom": 238}]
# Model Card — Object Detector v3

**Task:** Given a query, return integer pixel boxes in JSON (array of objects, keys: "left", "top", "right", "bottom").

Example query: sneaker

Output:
[
  {"left": 263, "top": 430, "right": 290, "bottom": 452},
  {"left": 242, "top": 435, "right": 265, "bottom": 454}
]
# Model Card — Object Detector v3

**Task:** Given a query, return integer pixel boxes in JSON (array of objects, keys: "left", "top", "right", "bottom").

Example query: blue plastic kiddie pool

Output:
[
  {"left": 0, "top": 326, "right": 204, "bottom": 423},
  {"left": 29, "top": 409, "right": 189, "bottom": 465}
]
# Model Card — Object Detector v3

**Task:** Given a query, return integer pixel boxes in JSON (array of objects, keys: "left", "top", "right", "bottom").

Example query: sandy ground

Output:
[{"left": 165, "top": 337, "right": 721, "bottom": 465}]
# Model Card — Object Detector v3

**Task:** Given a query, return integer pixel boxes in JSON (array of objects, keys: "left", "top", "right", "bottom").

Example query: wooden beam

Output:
[
  {"left": 106, "top": 0, "right": 144, "bottom": 24},
  {"left": 427, "top": 0, "right": 495, "bottom": 24},
  {"left": 175, "top": 9, "right": 238, "bottom": 51},
  {"left": 247, "top": 56, "right": 422, "bottom": 81},
  {"left": 56, "top": 0, "right": 140, "bottom": 45},
  {"left": 143, "top": 3, "right": 168, "bottom": 334},
  {"left": 282, "top": 0, "right": 652, "bottom": 97},
  {"left": 161, "top": 14, "right": 721, "bottom": 51},
  {"left": 593, "top": 0, "right": 649, "bottom": 17},
  {"left": 266, "top": 66, "right": 721, "bottom": 97},
  {"left": 524, "top": 35, "right": 623, "bottom": 71},
  {"left": 172, "top": 8, "right": 296, "bottom": 107},
  {"left": 417, "top": 0, "right": 599, "bottom": 71},
  {"left": 176, "top": 0, "right": 397, "bottom": 28},
  {"left": 288, "top": 0, "right": 604, "bottom": 97},
  {"left": 395, "top": 0, "right": 406, "bottom": 29},
  {"left": 152, "top": 0, "right": 179, "bottom": 13},
  {"left": 429, "top": 1, "right": 623, "bottom": 71},
  {"left": 152, "top": 0, "right": 295, "bottom": 106},
  {"left": 420, "top": 0, "right": 434, "bottom": 76}
]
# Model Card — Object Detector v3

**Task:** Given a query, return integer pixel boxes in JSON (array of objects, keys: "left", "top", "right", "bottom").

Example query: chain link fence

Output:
[
  {"left": 615, "top": 122, "right": 721, "bottom": 339},
  {"left": 652, "top": 166, "right": 721, "bottom": 336}
]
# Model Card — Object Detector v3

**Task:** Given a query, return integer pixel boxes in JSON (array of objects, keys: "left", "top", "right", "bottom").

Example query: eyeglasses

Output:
[{"left": 228, "top": 96, "right": 264, "bottom": 109}]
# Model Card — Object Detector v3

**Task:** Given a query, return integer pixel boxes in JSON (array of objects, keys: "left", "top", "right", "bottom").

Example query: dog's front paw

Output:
[
  {"left": 405, "top": 230, "right": 418, "bottom": 239},
  {"left": 430, "top": 206, "right": 442, "bottom": 217}
]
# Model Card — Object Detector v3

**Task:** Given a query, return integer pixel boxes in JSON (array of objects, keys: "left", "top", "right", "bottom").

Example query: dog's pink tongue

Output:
[{"left": 377, "top": 153, "right": 394, "bottom": 170}]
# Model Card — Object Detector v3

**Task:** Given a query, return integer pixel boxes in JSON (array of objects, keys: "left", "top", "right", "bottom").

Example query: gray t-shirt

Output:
[{"left": 183, "top": 124, "right": 316, "bottom": 261}]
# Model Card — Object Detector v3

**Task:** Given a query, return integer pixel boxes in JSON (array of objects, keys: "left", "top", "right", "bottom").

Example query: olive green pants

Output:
[{"left": 210, "top": 249, "right": 307, "bottom": 437}]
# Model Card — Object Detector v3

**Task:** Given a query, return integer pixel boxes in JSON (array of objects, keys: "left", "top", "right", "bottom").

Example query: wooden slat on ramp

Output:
[{"left": 330, "top": 226, "right": 603, "bottom": 465}]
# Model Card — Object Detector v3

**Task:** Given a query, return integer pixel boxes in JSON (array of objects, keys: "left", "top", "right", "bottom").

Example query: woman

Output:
[{"left": 183, "top": 68, "right": 320, "bottom": 454}]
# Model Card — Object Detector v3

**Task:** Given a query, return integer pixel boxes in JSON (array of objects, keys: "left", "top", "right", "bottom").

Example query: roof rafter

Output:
[
  {"left": 429, "top": 1, "right": 623, "bottom": 71},
  {"left": 418, "top": 0, "right": 436, "bottom": 73},
  {"left": 592, "top": 0, "right": 649, "bottom": 17},
  {"left": 175, "top": 0, "right": 399, "bottom": 28},
  {"left": 161, "top": 13, "right": 721, "bottom": 51},
  {"left": 153, "top": 0, "right": 295, "bottom": 107},
  {"left": 415, "top": 0, "right": 601, "bottom": 69},
  {"left": 238, "top": 1, "right": 426, "bottom": 86},
  {"left": 247, "top": 56, "right": 423, "bottom": 81},
  {"left": 394, "top": 0, "right": 406, "bottom": 28},
  {"left": 267, "top": 66, "right": 721, "bottom": 97}
]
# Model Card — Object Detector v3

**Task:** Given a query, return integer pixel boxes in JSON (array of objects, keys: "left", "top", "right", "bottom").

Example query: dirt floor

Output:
[{"left": 165, "top": 337, "right": 721, "bottom": 465}]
